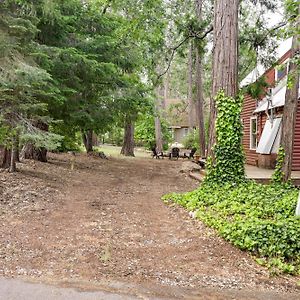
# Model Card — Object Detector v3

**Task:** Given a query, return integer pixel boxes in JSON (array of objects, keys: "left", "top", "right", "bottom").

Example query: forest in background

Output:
[{"left": 0, "top": 0, "right": 299, "bottom": 181}]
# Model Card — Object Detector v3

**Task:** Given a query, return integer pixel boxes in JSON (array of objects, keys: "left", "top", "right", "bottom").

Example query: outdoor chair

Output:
[
  {"left": 169, "top": 147, "right": 180, "bottom": 160},
  {"left": 189, "top": 148, "right": 197, "bottom": 159},
  {"left": 151, "top": 147, "right": 163, "bottom": 159},
  {"left": 197, "top": 158, "right": 206, "bottom": 169}
]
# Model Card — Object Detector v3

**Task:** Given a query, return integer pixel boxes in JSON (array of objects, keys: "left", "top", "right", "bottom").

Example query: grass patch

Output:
[
  {"left": 163, "top": 181, "right": 300, "bottom": 275},
  {"left": 94, "top": 145, "right": 149, "bottom": 158}
]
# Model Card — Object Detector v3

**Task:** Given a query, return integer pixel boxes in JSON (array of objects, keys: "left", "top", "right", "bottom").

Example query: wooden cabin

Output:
[{"left": 241, "top": 38, "right": 300, "bottom": 170}]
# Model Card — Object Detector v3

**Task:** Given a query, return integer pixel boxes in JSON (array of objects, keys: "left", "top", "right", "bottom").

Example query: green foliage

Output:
[
  {"left": 244, "top": 76, "right": 269, "bottom": 100},
  {"left": 183, "top": 129, "right": 199, "bottom": 150},
  {"left": 183, "top": 119, "right": 209, "bottom": 150},
  {"left": 105, "top": 127, "right": 124, "bottom": 146},
  {"left": 163, "top": 181, "right": 300, "bottom": 275},
  {"left": 206, "top": 91, "right": 245, "bottom": 184},
  {"left": 272, "top": 147, "right": 286, "bottom": 184},
  {"left": 21, "top": 132, "right": 63, "bottom": 151},
  {"left": 134, "top": 114, "right": 171, "bottom": 150}
]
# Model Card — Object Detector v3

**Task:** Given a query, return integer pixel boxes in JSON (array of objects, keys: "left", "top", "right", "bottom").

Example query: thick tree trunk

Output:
[
  {"left": 82, "top": 129, "right": 93, "bottom": 153},
  {"left": 187, "top": 42, "right": 195, "bottom": 131},
  {"left": 121, "top": 120, "right": 135, "bottom": 156},
  {"left": 0, "top": 146, "right": 11, "bottom": 169},
  {"left": 208, "top": 0, "right": 239, "bottom": 156},
  {"left": 195, "top": 50, "right": 206, "bottom": 157},
  {"left": 21, "top": 143, "right": 48, "bottom": 162},
  {"left": 280, "top": 16, "right": 300, "bottom": 181},
  {"left": 194, "top": 0, "right": 206, "bottom": 157}
]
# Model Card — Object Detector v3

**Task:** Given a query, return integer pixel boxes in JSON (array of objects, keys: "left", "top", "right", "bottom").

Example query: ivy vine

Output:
[
  {"left": 205, "top": 90, "right": 246, "bottom": 184},
  {"left": 271, "top": 146, "right": 285, "bottom": 184}
]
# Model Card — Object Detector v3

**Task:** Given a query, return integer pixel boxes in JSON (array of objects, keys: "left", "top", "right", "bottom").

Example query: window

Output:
[
  {"left": 276, "top": 61, "right": 289, "bottom": 82},
  {"left": 184, "top": 128, "right": 189, "bottom": 136},
  {"left": 250, "top": 117, "right": 258, "bottom": 150}
]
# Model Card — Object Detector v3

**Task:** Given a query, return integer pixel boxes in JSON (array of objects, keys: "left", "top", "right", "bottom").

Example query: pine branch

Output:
[{"left": 156, "top": 26, "right": 213, "bottom": 82}]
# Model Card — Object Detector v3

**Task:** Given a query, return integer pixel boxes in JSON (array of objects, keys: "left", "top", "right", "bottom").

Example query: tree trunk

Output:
[
  {"left": 15, "top": 132, "right": 20, "bottom": 162},
  {"left": 82, "top": 129, "right": 93, "bottom": 153},
  {"left": 154, "top": 86, "right": 164, "bottom": 153},
  {"left": 208, "top": 0, "right": 239, "bottom": 156},
  {"left": 162, "top": 71, "right": 169, "bottom": 112},
  {"left": 21, "top": 143, "right": 48, "bottom": 162},
  {"left": 9, "top": 137, "right": 17, "bottom": 173},
  {"left": 280, "top": 13, "right": 300, "bottom": 181},
  {"left": 187, "top": 42, "right": 195, "bottom": 131},
  {"left": 121, "top": 120, "right": 135, "bottom": 156},
  {"left": 195, "top": 50, "right": 206, "bottom": 157},
  {"left": 194, "top": 0, "right": 206, "bottom": 157},
  {"left": 0, "top": 146, "right": 11, "bottom": 169},
  {"left": 154, "top": 116, "right": 163, "bottom": 153},
  {"left": 21, "top": 121, "right": 48, "bottom": 162}
]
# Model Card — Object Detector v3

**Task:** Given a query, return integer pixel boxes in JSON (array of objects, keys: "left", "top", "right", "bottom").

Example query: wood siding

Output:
[
  {"left": 241, "top": 94, "right": 258, "bottom": 165},
  {"left": 292, "top": 101, "right": 300, "bottom": 170},
  {"left": 241, "top": 49, "right": 300, "bottom": 169}
]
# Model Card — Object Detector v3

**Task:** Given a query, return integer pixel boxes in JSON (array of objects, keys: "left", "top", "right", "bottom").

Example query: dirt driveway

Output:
[{"left": 0, "top": 153, "right": 299, "bottom": 299}]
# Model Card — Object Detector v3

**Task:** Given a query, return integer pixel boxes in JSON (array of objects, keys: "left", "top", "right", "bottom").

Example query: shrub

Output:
[
  {"left": 163, "top": 181, "right": 300, "bottom": 275},
  {"left": 183, "top": 129, "right": 199, "bottom": 149}
]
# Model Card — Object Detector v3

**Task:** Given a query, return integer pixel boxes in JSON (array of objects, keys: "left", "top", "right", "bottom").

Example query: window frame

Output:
[
  {"left": 275, "top": 60, "right": 289, "bottom": 82},
  {"left": 250, "top": 116, "right": 258, "bottom": 150}
]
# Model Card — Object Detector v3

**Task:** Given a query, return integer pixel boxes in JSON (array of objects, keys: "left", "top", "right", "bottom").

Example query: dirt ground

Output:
[{"left": 0, "top": 153, "right": 299, "bottom": 299}]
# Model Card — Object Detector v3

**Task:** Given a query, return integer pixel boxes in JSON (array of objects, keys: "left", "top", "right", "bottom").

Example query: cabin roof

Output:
[{"left": 240, "top": 38, "right": 293, "bottom": 87}]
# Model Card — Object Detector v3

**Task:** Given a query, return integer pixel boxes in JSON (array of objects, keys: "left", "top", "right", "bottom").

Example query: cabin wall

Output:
[
  {"left": 241, "top": 49, "right": 292, "bottom": 168},
  {"left": 241, "top": 94, "right": 258, "bottom": 165},
  {"left": 292, "top": 101, "right": 300, "bottom": 171}
]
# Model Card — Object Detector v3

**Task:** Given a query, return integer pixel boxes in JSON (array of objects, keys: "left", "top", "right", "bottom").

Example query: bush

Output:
[
  {"left": 163, "top": 181, "right": 300, "bottom": 275},
  {"left": 183, "top": 129, "right": 199, "bottom": 149},
  {"left": 105, "top": 127, "right": 124, "bottom": 146},
  {"left": 134, "top": 114, "right": 171, "bottom": 150}
]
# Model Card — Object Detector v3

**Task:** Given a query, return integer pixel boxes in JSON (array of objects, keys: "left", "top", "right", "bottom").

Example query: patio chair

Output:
[
  {"left": 169, "top": 147, "right": 180, "bottom": 160},
  {"left": 151, "top": 147, "right": 163, "bottom": 159},
  {"left": 189, "top": 148, "right": 197, "bottom": 159}
]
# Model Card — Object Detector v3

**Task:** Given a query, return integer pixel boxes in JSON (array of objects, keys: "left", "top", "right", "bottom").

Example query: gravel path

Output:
[{"left": 0, "top": 153, "right": 299, "bottom": 299}]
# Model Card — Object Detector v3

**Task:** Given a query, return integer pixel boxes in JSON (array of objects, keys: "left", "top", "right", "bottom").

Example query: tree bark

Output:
[
  {"left": 280, "top": 10, "right": 300, "bottom": 181},
  {"left": 187, "top": 42, "right": 195, "bottom": 131},
  {"left": 194, "top": 0, "right": 206, "bottom": 157},
  {"left": 154, "top": 116, "right": 163, "bottom": 153},
  {"left": 21, "top": 143, "right": 48, "bottom": 162},
  {"left": 208, "top": 0, "right": 239, "bottom": 156},
  {"left": 15, "top": 133, "right": 20, "bottom": 163},
  {"left": 9, "top": 136, "right": 17, "bottom": 173},
  {"left": 154, "top": 86, "right": 164, "bottom": 153},
  {"left": 21, "top": 121, "right": 48, "bottom": 162},
  {"left": 0, "top": 146, "right": 11, "bottom": 169},
  {"left": 82, "top": 129, "right": 93, "bottom": 153},
  {"left": 121, "top": 119, "right": 135, "bottom": 156}
]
